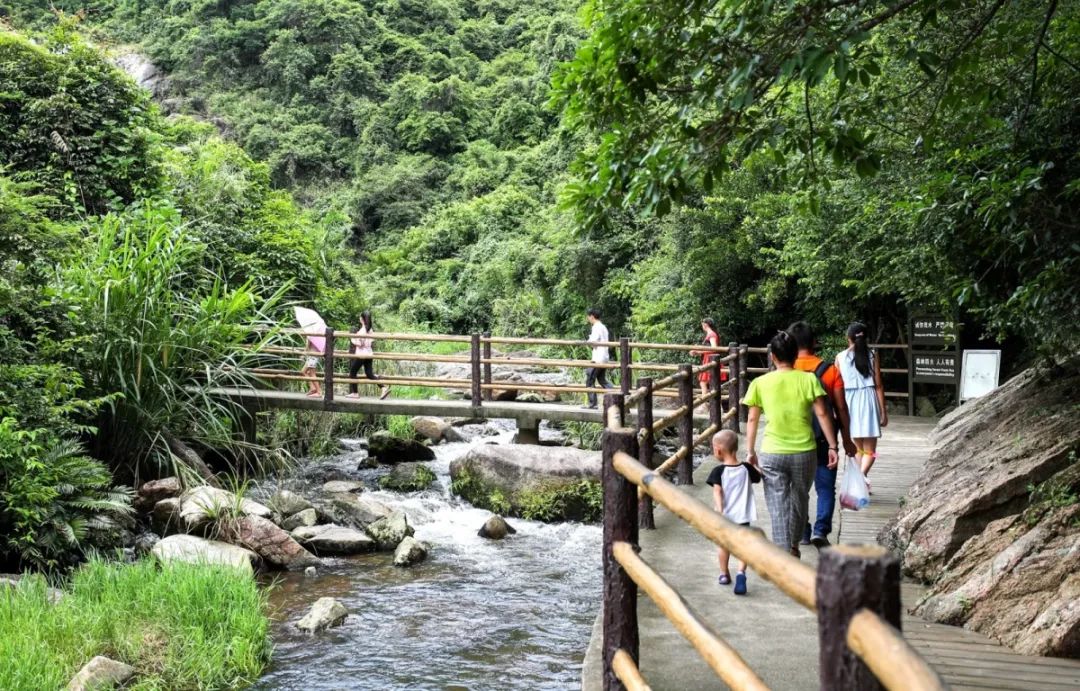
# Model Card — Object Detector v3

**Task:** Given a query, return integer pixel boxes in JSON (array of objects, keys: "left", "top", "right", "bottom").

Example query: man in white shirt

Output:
[{"left": 584, "top": 308, "right": 613, "bottom": 408}]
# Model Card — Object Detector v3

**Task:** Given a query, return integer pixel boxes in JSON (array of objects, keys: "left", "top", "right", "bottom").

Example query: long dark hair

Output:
[
  {"left": 847, "top": 321, "right": 871, "bottom": 378},
  {"left": 701, "top": 317, "right": 718, "bottom": 343},
  {"left": 359, "top": 310, "right": 373, "bottom": 332},
  {"left": 769, "top": 330, "right": 798, "bottom": 365}
]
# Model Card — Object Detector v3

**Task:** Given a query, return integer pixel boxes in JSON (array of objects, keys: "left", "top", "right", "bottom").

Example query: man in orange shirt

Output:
[{"left": 789, "top": 322, "right": 856, "bottom": 547}]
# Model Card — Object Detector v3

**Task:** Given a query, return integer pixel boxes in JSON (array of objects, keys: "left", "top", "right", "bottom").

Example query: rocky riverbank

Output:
[{"left": 881, "top": 358, "right": 1080, "bottom": 658}]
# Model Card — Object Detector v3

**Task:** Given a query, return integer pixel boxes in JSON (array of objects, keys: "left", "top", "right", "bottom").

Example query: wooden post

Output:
[
  {"left": 470, "top": 332, "right": 482, "bottom": 409},
  {"left": 619, "top": 337, "right": 631, "bottom": 396},
  {"left": 322, "top": 327, "right": 334, "bottom": 405},
  {"left": 817, "top": 544, "right": 902, "bottom": 691},
  {"left": 726, "top": 342, "right": 739, "bottom": 433},
  {"left": 637, "top": 377, "right": 655, "bottom": 530},
  {"left": 482, "top": 331, "right": 493, "bottom": 402},
  {"left": 707, "top": 356, "right": 722, "bottom": 429},
  {"left": 677, "top": 363, "right": 694, "bottom": 485},
  {"left": 602, "top": 403, "right": 639, "bottom": 691},
  {"left": 738, "top": 345, "right": 750, "bottom": 423}
]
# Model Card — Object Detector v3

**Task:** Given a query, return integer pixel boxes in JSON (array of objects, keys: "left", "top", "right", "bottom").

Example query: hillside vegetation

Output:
[{"left": 1, "top": 0, "right": 1077, "bottom": 572}]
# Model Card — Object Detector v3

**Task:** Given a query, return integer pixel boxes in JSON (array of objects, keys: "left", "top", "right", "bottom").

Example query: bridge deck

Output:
[
  {"left": 205, "top": 387, "right": 712, "bottom": 426},
  {"left": 581, "top": 417, "right": 1080, "bottom": 690}
]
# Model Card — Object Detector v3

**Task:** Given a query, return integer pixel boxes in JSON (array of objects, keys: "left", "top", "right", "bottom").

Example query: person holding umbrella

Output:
[{"left": 295, "top": 306, "right": 327, "bottom": 397}]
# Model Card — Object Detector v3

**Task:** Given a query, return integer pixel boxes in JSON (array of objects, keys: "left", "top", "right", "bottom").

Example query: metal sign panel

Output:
[
  {"left": 961, "top": 350, "right": 1001, "bottom": 401},
  {"left": 912, "top": 351, "right": 958, "bottom": 384},
  {"left": 910, "top": 315, "right": 958, "bottom": 346}
]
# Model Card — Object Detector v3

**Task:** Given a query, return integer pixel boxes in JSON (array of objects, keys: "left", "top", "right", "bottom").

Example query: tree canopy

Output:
[{"left": 555, "top": 0, "right": 1080, "bottom": 356}]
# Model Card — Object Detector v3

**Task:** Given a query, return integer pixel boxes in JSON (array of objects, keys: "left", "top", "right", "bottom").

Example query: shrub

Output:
[
  {"left": 59, "top": 204, "right": 284, "bottom": 477},
  {"left": 0, "top": 419, "right": 132, "bottom": 572},
  {"left": 0, "top": 559, "right": 270, "bottom": 690}
]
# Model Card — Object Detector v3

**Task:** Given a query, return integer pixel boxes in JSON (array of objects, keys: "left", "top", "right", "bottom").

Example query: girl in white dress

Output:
[{"left": 836, "top": 322, "right": 888, "bottom": 477}]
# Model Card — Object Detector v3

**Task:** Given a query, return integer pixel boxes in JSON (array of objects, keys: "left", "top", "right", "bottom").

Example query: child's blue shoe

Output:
[
  {"left": 733, "top": 572, "right": 747, "bottom": 595},
  {"left": 718, "top": 574, "right": 731, "bottom": 586}
]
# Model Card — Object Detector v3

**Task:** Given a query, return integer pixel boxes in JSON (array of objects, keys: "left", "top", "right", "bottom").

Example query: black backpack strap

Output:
[{"left": 814, "top": 359, "right": 832, "bottom": 380}]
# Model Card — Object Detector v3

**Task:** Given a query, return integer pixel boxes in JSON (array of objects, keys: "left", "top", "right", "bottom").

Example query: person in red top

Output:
[
  {"left": 690, "top": 318, "right": 727, "bottom": 403},
  {"left": 789, "top": 321, "right": 856, "bottom": 547}
]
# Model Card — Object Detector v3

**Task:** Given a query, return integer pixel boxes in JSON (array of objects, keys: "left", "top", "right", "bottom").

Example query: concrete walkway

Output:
[{"left": 581, "top": 416, "right": 1080, "bottom": 690}]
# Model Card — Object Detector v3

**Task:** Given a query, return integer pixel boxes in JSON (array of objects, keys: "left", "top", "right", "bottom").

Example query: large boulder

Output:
[
  {"left": 151, "top": 535, "right": 261, "bottom": 574},
  {"left": 134, "top": 476, "right": 181, "bottom": 512},
  {"left": 178, "top": 486, "right": 272, "bottom": 533},
  {"left": 66, "top": 655, "right": 135, "bottom": 691},
  {"left": 318, "top": 493, "right": 392, "bottom": 529},
  {"left": 367, "top": 510, "right": 414, "bottom": 550},
  {"left": 367, "top": 431, "right": 435, "bottom": 463},
  {"left": 449, "top": 444, "right": 602, "bottom": 522},
  {"left": 233, "top": 515, "right": 321, "bottom": 571},
  {"left": 321, "top": 480, "right": 365, "bottom": 494},
  {"left": 393, "top": 536, "right": 428, "bottom": 567},
  {"left": 282, "top": 508, "right": 319, "bottom": 532},
  {"left": 291, "top": 524, "right": 376, "bottom": 555},
  {"left": 267, "top": 489, "right": 313, "bottom": 518},
  {"left": 881, "top": 359, "right": 1080, "bottom": 658},
  {"left": 297, "top": 597, "right": 348, "bottom": 633},
  {"left": 410, "top": 416, "right": 451, "bottom": 443}
]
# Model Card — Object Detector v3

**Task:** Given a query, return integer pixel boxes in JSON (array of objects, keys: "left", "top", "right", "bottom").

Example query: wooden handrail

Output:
[
  {"left": 648, "top": 405, "right": 689, "bottom": 437},
  {"left": 611, "top": 649, "right": 651, "bottom": 691},
  {"left": 613, "top": 450, "right": 817, "bottom": 609},
  {"left": 627, "top": 342, "right": 729, "bottom": 353},
  {"left": 847, "top": 609, "right": 947, "bottom": 691},
  {"left": 263, "top": 346, "right": 472, "bottom": 364},
  {"left": 481, "top": 356, "right": 619, "bottom": 369},
  {"left": 272, "top": 328, "right": 473, "bottom": 343},
  {"left": 482, "top": 334, "right": 620, "bottom": 348},
  {"left": 613, "top": 542, "right": 769, "bottom": 691}
]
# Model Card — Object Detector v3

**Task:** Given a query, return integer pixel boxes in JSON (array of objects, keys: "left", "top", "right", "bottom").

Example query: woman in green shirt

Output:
[{"left": 743, "top": 331, "right": 840, "bottom": 558}]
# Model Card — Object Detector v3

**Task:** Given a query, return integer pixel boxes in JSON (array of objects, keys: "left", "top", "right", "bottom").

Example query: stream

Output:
[{"left": 251, "top": 423, "right": 602, "bottom": 690}]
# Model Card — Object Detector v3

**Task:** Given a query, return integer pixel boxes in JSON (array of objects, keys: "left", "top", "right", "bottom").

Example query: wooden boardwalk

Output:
[{"left": 582, "top": 417, "right": 1080, "bottom": 690}]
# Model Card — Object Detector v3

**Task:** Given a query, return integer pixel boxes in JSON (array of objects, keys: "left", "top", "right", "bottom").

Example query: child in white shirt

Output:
[{"left": 705, "top": 430, "right": 760, "bottom": 595}]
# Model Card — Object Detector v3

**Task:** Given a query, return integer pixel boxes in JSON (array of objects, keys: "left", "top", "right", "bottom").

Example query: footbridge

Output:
[{"left": 208, "top": 328, "right": 912, "bottom": 444}]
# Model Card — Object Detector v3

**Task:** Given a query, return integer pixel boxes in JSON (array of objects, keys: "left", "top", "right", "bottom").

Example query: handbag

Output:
[{"left": 839, "top": 455, "right": 870, "bottom": 511}]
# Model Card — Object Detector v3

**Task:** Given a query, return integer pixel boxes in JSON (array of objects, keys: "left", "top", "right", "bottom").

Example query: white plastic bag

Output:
[{"left": 839, "top": 456, "right": 870, "bottom": 511}]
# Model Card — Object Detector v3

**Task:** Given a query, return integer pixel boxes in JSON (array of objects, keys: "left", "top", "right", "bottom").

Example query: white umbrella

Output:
[{"left": 293, "top": 306, "right": 327, "bottom": 354}]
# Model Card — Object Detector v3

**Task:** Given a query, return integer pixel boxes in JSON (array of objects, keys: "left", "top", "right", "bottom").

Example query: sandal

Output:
[{"left": 718, "top": 574, "right": 732, "bottom": 586}]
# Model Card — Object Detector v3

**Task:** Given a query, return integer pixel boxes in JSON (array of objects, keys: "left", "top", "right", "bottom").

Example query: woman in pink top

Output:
[{"left": 346, "top": 311, "right": 390, "bottom": 399}]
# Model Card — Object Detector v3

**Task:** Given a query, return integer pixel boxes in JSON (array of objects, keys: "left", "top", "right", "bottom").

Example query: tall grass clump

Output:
[
  {"left": 0, "top": 559, "right": 270, "bottom": 690},
  {"left": 59, "top": 204, "right": 285, "bottom": 479}
]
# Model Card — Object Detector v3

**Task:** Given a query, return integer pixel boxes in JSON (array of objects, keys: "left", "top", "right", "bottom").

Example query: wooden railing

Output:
[
  {"left": 243, "top": 328, "right": 749, "bottom": 407},
  {"left": 243, "top": 329, "right": 913, "bottom": 416},
  {"left": 599, "top": 381, "right": 948, "bottom": 690}
]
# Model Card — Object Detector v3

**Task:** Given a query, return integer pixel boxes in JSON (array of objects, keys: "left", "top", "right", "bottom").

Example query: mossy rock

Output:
[
  {"left": 378, "top": 463, "right": 437, "bottom": 492},
  {"left": 449, "top": 445, "right": 601, "bottom": 522}
]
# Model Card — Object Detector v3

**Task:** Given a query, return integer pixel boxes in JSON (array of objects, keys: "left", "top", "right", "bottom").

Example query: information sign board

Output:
[
  {"left": 912, "top": 351, "right": 958, "bottom": 384},
  {"left": 911, "top": 315, "right": 958, "bottom": 346}
]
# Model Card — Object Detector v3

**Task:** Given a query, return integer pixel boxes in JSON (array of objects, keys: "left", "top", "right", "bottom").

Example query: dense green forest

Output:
[
  {"left": 1, "top": 0, "right": 1077, "bottom": 574},
  {"left": 7, "top": 1, "right": 1077, "bottom": 353}
]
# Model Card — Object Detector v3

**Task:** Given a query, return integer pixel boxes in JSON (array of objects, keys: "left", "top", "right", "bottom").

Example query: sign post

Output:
[{"left": 908, "top": 313, "right": 960, "bottom": 415}]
